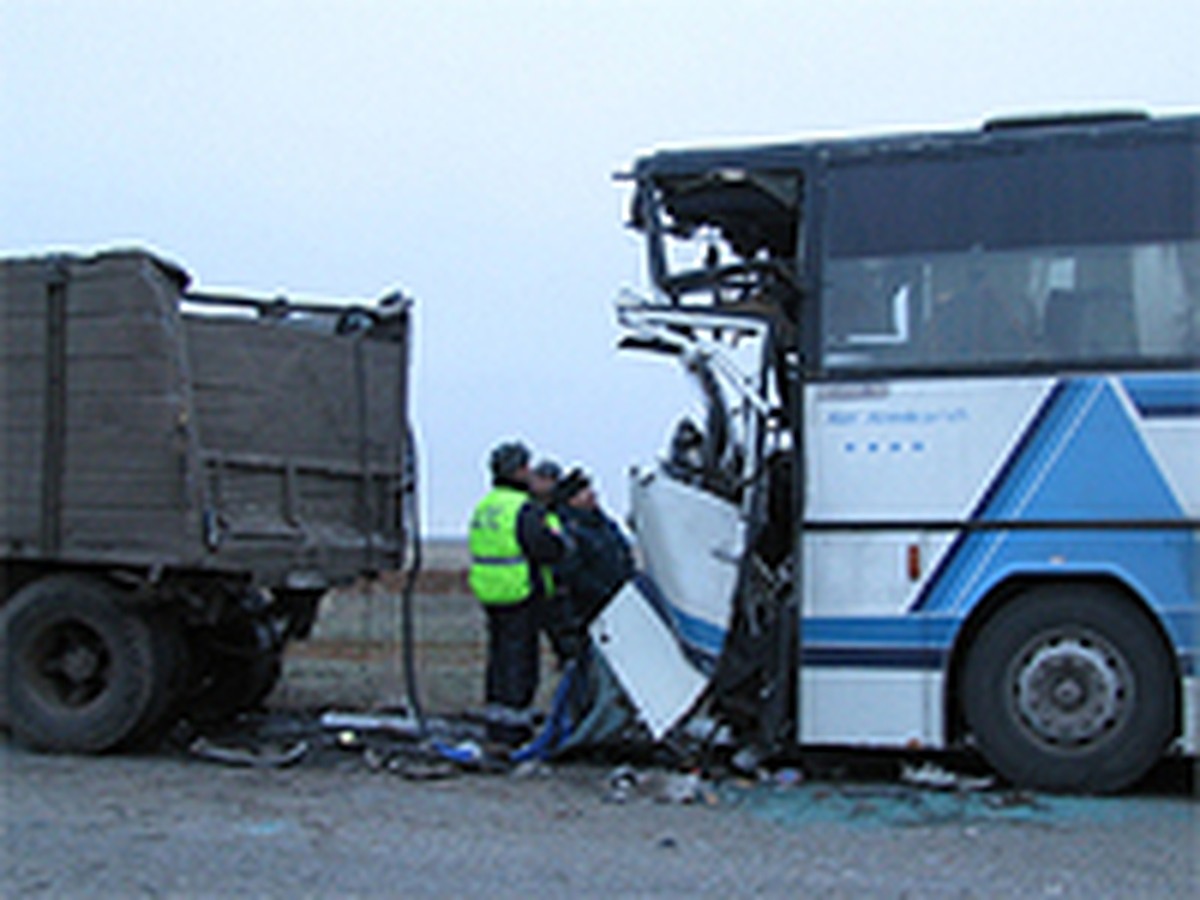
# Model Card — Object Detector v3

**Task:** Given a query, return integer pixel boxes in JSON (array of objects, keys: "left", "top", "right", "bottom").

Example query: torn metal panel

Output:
[
  {"left": 628, "top": 473, "right": 740, "bottom": 669},
  {"left": 581, "top": 304, "right": 787, "bottom": 747},
  {"left": 589, "top": 577, "right": 710, "bottom": 741}
]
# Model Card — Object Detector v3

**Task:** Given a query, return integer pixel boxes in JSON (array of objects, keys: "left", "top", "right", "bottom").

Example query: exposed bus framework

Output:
[{"left": 606, "top": 113, "right": 1198, "bottom": 792}]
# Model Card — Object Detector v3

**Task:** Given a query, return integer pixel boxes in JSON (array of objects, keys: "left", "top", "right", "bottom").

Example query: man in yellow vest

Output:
[{"left": 468, "top": 440, "right": 566, "bottom": 745}]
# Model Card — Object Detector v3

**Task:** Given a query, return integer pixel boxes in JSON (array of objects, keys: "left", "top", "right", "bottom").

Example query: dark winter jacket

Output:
[
  {"left": 501, "top": 475, "right": 566, "bottom": 603},
  {"left": 555, "top": 505, "right": 634, "bottom": 622}
]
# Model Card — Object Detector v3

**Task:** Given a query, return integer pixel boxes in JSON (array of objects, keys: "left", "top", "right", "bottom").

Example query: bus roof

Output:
[{"left": 630, "top": 112, "right": 1200, "bottom": 180}]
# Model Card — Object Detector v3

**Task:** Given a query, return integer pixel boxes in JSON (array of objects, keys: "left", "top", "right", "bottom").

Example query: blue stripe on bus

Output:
[
  {"left": 800, "top": 616, "right": 954, "bottom": 670},
  {"left": 803, "top": 615, "right": 959, "bottom": 646},
  {"left": 632, "top": 572, "right": 724, "bottom": 671},
  {"left": 1121, "top": 373, "right": 1200, "bottom": 418},
  {"left": 911, "top": 378, "right": 1187, "bottom": 615},
  {"left": 795, "top": 376, "right": 1197, "bottom": 677},
  {"left": 907, "top": 382, "right": 1069, "bottom": 613},
  {"left": 803, "top": 646, "right": 946, "bottom": 669},
  {"left": 798, "top": 614, "right": 1195, "bottom": 674},
  {"left": 798, "top": 645, "right": 1194, "bottom": 675}
]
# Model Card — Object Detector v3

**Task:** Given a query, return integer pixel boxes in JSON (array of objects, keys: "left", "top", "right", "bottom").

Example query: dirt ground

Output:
[
  {"left": 273, "top": 583, "right": 554, "bottom": 716},
  {"left": 4, "top": 582, "right": 1198, "bottom": 897}
]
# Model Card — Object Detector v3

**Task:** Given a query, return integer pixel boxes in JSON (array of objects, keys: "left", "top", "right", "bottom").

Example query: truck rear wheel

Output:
[
  {"left": 188, "top": 653, "right": 282, "bottom": 723},
  {"left": 962, "top": 583, "right": 1174, "bottom": 793},
  {"left": 187, "top": 617, "right": 283, "bottom": 723},
  {"left": 5, "top": 576, "right": 158, "bottom": 752},
  {"left": 125, "top": 609, "right": 190, "bottom": 746}
]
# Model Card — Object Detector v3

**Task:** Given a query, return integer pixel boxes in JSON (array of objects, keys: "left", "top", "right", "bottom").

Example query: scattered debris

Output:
[
  {"left": 772, "top": 767, "right": 804, "bottom": 788},
  {"left": 681, "top": 716, "right": 735, "bottom": 748},
  {"left": 510, "top": 759, "right": 552, "bottom": 780},
  {"left": 173, "top": 707, "right": 1063, "bottom": 834},
  {"left": 601, "top": 764, "right": 721, "bottom": 805},
  {"left": 320, "top": 710, "right": 425, "bottom": 739},
  {"left": 393, "top": 760, "right": 458, "bottom": 781},
  {"left": 984, "top": 790, "right": 1046, "bottom": 811},
  {"left": 653, "top": 771, "right": 711, "bottom": 805},
  {"left": 729, "top": 745, "right": 767, "bottom": 776},
  {"left": 604, "top": 764, "right": 641, "bottom": 804},
  {"left": 430, "top": 739, "right": 484, "bottom": 767},
  {"left": 900, "top": 761, "right": 995, "bottom": 793},
  {"left": 187, "top": 736, "right": 310, "bottom": 768}
]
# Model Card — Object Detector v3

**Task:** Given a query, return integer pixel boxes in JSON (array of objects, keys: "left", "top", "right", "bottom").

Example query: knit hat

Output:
[
  {"left": 532, "top": 459, "right": 562, "bottom": 481},
  {"left": 489, "top": 441, "right": 531, "bottom": 479},
  {"left": 553, "top": 467, "right": 590, "bottom": 503}
]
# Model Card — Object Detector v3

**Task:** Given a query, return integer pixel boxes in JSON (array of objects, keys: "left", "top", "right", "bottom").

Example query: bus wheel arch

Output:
[{"left": 947, "top": 577, "right": 1178, "bottom": 793}]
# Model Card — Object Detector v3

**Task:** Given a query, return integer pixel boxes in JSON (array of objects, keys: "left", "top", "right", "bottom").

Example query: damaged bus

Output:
[{"left": 595, "top": 113, "right": 1199, "bottom": 792}]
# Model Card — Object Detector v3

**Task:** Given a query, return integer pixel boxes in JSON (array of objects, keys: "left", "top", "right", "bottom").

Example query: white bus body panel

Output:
[
  {"left": 1185, "top": 676, "right": 1199, "bottom": 753},
  {"left": 800, "top": 375, "right": 1197, "bottom": 752},
  {"left": 799, "top": 379, "right": 1052, "bottom": 747},
  {"left": 799, "top": 669, "right": 943, "bottom": 747},
  {"left": 628, "top": 467, "right": 742, "bottom": 661},
  {"left": 806, "top": 378, "right": 1055, "bottom": 527},
  {"left": 605, "top": 375, "right": 1195, "bottom": 756}
]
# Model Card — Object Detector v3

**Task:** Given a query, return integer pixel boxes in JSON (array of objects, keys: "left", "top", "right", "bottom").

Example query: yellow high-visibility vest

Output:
[
  {"left": 542, "top": 510, "right": 562, "bottom": 597},
  {"left": 468, "top": 486, "right": 530, "bottom": 604}
]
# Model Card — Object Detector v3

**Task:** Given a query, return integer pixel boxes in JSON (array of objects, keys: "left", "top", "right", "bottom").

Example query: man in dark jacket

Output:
[
  {"left": 553, "top": 469, "right": 635, "bottom": 631},
  {"left": 511, "top": 469, "right": 635, "bottom": 758}
]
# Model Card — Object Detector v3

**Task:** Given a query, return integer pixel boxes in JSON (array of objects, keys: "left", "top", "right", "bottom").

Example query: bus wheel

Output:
[
  {"left": 962, "top": 584, "right": 1173, "bottom": 793},
  {"left": 5, "top": 576, "right": 158, "bottom": 752}
]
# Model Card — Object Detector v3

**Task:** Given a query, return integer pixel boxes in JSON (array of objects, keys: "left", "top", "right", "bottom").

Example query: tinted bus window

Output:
[{"left": 821, "top": 140, "right": 1199, "bottom": 370}]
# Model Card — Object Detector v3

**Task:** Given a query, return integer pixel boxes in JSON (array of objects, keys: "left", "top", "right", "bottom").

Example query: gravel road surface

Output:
[{"left": 3, "top": 587, "right": 1197, "bottom": 898}]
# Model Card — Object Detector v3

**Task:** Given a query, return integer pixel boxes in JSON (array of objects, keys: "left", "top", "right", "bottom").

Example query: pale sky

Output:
[{"left": 2, "top": 1, "right": 1195, "bottom": 535}]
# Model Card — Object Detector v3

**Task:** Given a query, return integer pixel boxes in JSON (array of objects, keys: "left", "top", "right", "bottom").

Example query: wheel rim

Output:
[
  {"left": 1009, "top": 627, "right": 1132, "bottom": 749},
  {"left": 24, "top": 620, "right": 113, "bottom": 709}
]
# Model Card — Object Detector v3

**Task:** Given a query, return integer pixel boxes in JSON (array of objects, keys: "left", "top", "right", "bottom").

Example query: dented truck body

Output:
[
  {"left": 1, "top": 249, "right": 412, "bottom": 751},
  {"left": 597, "top": 113, "right": 1199, "bottom": 792}
]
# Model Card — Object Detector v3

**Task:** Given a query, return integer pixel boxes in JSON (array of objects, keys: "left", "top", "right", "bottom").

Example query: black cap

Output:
[
  {"left": 553, "top": 467, "right": 590, "bottom": 503},
  {"left": 532, "top": 459, "right": 562, "bottom": 481},
  {"left": 490, "top": 441, "right": 531, "bottom": 479}
]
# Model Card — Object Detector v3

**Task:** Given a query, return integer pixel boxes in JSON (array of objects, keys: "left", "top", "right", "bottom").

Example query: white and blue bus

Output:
[{"left": 601, "top": 112, "right": 1197, "bottom": 792}]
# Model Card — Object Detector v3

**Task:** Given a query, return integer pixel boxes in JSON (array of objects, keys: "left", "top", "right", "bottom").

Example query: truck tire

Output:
[
  {"left": 125, "top": 610, "right": 190, "bottom": 746},
  {"left": 962, "top": 583, "right": 1174, "bottom": 793},
  {"left": 5, "top": 576, "right": 158, "bottom": 752},
  {"left": 186, "top": 612, "right": 283, "bottom": 723},
  {"left": 0, "top": 603, "right": 11, "bottom": 728},
  {"left": 188, "top": 651, "right": 282, "bottom": 723}
]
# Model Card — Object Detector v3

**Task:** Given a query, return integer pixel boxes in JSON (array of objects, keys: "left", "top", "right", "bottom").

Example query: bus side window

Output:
[
  {"left": 823, "top": 261, "right": 917, "bottom": 366},
  {"left": 1044, "top": 288, "right": 1137, "bottom": 361},
  {"left": 926, "top": 282, "right": 1035, "bottom": 364},
  {"left": 1133, "top": 242, "right": 1200, "bottom": 358},
  {"left": 926, "top": 288, "right": 980, "bottom": 362},
  {"left": 1043, "top": 289, "right": 1082, "bottom": 357},
  {"left": 1080, "top": 288, "right": 1137, "bottom": 358}
]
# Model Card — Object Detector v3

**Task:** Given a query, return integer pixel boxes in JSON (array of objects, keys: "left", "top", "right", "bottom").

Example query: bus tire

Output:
[
  {"left": 962, "top": 583, "right": 1174, "bottom": 793},
  {"left": 5, "top": 576, "right": 158, "bottom": 752}
]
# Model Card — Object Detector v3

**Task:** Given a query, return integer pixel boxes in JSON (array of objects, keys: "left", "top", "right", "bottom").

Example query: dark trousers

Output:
[
  {"left": 536, "top": 592, "right": 582, "bottom": 663},
  {"left": 484, "top": 598, "right": 539, "bottom": 713}
]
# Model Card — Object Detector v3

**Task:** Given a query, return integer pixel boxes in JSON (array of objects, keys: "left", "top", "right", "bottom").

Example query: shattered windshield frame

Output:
[{"left": 629, "top": 161, "right": 807, "bottom": 326}]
